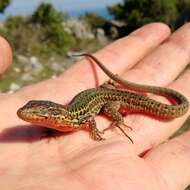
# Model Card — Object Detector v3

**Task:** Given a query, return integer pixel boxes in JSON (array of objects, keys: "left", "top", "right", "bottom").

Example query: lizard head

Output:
[{"left": 17, "top": 100, "right": 72, "bottom": 129}]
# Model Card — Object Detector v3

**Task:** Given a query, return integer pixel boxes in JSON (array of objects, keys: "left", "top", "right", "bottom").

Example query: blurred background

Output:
[
  {"left": 0, "top": 1, "right": 190, "bottom": 189},
  {"left": 0, "top": 0, "right": 190, "bottom": 93}
]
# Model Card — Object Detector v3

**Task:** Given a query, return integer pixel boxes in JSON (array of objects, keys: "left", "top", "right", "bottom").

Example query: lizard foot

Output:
[
  {"left": 102, "top": 122, "right": 133, "bottom": 143},
  {"left": 90, "top": 128, "right": 105, "bottom": 141}
]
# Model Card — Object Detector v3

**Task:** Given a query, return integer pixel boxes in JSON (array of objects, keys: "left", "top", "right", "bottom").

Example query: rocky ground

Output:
[{"left": 0, "top": 18, "right": 110, "bottom": 92}]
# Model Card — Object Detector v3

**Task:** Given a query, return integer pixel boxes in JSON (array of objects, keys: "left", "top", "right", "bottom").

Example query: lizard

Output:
[{"left": 17, "top": 53, "right": 189, "bottom": 143}]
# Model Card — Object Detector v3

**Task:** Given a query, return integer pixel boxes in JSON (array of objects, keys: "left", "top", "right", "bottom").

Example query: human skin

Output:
[{"left": 0, "top": 22, "right": 189, "bottom": 190}]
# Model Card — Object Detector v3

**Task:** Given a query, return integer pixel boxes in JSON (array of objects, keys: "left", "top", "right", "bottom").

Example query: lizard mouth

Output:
[{"left": 17, "top": 108, "right": 45, "bottom": 124}]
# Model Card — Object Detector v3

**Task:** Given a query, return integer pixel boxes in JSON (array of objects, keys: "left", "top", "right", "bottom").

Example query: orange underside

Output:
[
  {"left": 32, "top": 121, "right": 91, "bottom": 132},
  {"left": 45, "top": 123, "right": 90, "bottom": 132},
  {"left": 118, "top": 107, "right": 173, "bottom": 120}
]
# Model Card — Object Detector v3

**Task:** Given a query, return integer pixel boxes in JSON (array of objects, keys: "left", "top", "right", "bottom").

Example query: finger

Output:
[
  {"left": 0, "top": 23, "right": 170, "bottom": 129},
  {"left": 0, "top": 37, "right": 12, "bottom": 74},
  {"left": 144, "top": 129, "right": 190, "bottom": 190},
  {"left": 116, "top": 23, "right": 190, "bottom": 152},
  {"left": 19, "top": 23, "right": 170, "bottom": 102},
  {"left": 62, "top": 22, "right": 170, "bottom": 90},
  {"left": 14, "top": 23, "right": 170, "bottom": 99},
  {"left": 122, "top": 22, "right": 190, "bottom": 86}
]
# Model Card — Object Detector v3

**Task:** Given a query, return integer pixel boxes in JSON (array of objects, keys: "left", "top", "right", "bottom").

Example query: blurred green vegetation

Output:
[
  {"left": 0, "top": 2, "right": 108, "bottom": 60},
  {"left": 1, "top": 3, "right": 77, "bottom": 58},
  {"left": 81, "top": 12, "right": 107, "bottom": 32},
  {"left": 108, "top": 0, "right": 190, "bottom": 37},
  {"left": 0, "top": 0, "right": 10, "bottom": 13},
  {"left": 0, "top": 2, "right": 110, "bottom": 92},
  {"left": 1, "top": 0, "right": 190, "bottom": 59}
]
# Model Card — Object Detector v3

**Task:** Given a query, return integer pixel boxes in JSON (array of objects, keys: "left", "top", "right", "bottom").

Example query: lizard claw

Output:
[
  {"left": 122, "top": 123, "right": 133, "bottom": 131},
  {"left": 90, "top": 130, "right": 105, "bottom": 141}
]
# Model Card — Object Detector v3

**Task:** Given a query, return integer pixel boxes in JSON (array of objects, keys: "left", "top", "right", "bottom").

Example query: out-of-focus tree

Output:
[
  {"left": 1, "top": 2, "right": 75, "bottom": 57},
  {"left": 0, "top": 0, "right": 10, "bottom": 13},
  {"left": 80, "top": 12, "right": 114, "bottom": 37},
  {"left": 175, "top": 0, "right": 190, "bottom": 28},
  {"left": 108, "top": 0, "right": 178, "bottom": 37},
  {"left": 5, "top": 16, "right": 24, "bottom": 29},
  {"left": 81, "top": 12, "right": 107, "bottom": 31},
  {"left": 30, "top": 3, "right": 75, "bottom": 55},
  {"left": 30, "top": 2, "right": 64, "bottom": 26}
]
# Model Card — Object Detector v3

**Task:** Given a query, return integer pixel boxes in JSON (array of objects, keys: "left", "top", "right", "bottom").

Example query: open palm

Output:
[{"left": 0, "top": 23, "right": 190, "bottom": 190}]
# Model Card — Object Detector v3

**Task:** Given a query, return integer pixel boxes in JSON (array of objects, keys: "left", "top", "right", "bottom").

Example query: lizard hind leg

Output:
[
  {"left": 100, "top": 74, "right": 121, "bottom": 89},
  {"left": 102, "top": 101, "right": 134, "bottom": 143},
  {"left": 100, "top": 81, "right": 116, "bottom": 89},
  {"left": 100, "top": 75, "right": 120, "bottom": 89}
]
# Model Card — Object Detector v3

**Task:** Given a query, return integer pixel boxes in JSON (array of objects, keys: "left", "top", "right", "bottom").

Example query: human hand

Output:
[{"left": 0, "top": 22, "right": 189, "bottom": 190}]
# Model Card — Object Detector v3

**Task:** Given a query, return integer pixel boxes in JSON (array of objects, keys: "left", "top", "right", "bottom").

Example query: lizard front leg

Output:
[
  {"left": 78, "top": 116, "right": 104, "bottom": 141},
  {"left": 102, "top": 101, "right": 133, "bottom": 143},
  {"left": 100, "top": 76, "right": 119, "bottom": 89},
  {"left": 88, "top": 118, "right": 105, "bottom": 141}
]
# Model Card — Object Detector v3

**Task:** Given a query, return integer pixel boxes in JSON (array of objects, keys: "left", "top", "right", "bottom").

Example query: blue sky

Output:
[{"left": 0, "top": 0, "right": 122, "bottom": 19}]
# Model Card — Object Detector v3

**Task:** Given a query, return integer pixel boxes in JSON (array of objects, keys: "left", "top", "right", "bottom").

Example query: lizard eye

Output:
[
  {"left": 36, "top": 111, "right": 49, "bottom": 117},
  {"left": 47, "top": 108, "right": 62, "bottom": 116}
]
